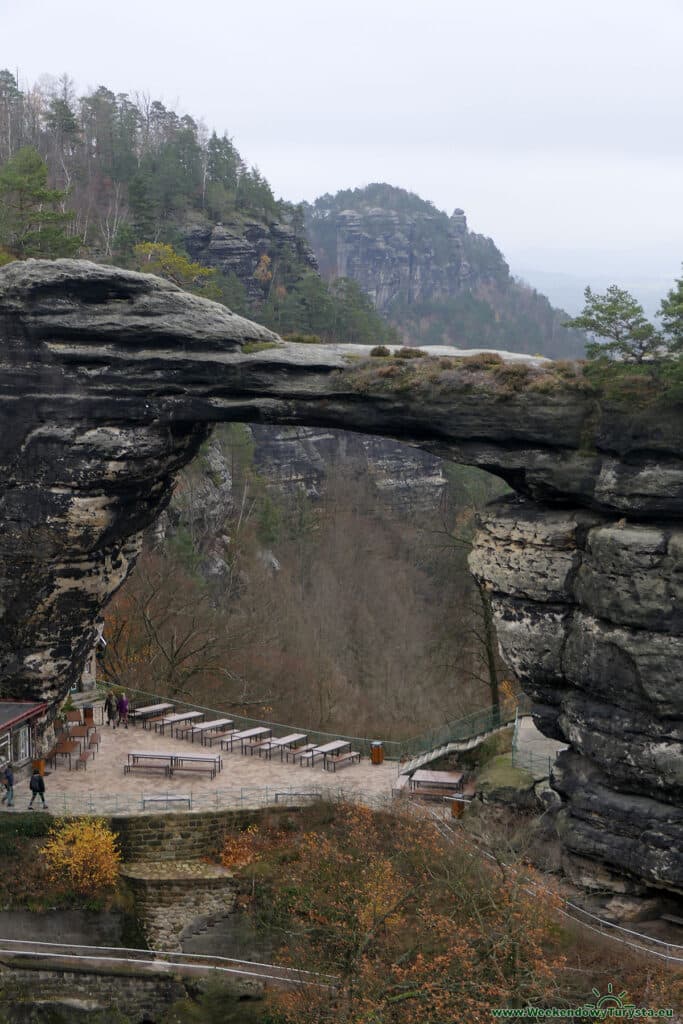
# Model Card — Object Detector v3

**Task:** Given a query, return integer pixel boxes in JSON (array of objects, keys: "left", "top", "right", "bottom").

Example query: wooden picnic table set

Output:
[
  {"left": 292, "top": 739, "right": 361, "bottom": 771},
  {"left": 121, "top": 700, "right": 364, "bottom": 778},
  {"left": 409, "top": 769, "right": 464, "bottom": 798},
  {"left": 123, "top": 750, "right": 223, "bottom": 779},
  {"left": 45, "top": 716, "right": 101, "bottom": 770}
]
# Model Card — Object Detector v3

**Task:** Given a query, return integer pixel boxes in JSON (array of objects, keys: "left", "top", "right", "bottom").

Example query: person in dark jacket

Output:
[
  {"left": 104, "top": 690, "right": 118, "bottom": 727},
  {"left": 28, "top": 768, "right": 46, "bottom": 809},
  {"left": 1, "top": 764, "right": 14, "bottom": 807}
]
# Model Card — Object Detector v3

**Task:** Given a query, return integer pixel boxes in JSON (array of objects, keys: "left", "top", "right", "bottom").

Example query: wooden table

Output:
[
  {"left": 130, "top": 703, "right": 175, "bottom": 727},
  {"left": 224, "top": 726, "right": 272, "bottom": 753},
  {"left": 410, "top": 770, "right": 464, "bottom": 792},
  {"left": 153, "top": 711, "right": 205, "bottom": 736},
  {"left": 124, "top": 751, "right": 175, "bottom": 776},
  {"left": 308, "top": 740, "right": 350, "bottom": 769},
  {"left": 259, "top": 733, "right": 309, "bottom": 760},
  {"left": 170, "top": 752, "right": 222, "bottom": 778},
  {"left": 177, "top": 718, "right": 233, "bottom": 743},
  {"left": 68, "top": 724, "right": 95, "bottom": 748},
  {"left": 52, "top": 740, "right": 79, "bottom": 770}
]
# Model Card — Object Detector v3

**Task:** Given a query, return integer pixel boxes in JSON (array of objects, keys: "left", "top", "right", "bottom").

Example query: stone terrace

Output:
[{"left": 28, "top": 704, "right": 398, "bottom": 816}]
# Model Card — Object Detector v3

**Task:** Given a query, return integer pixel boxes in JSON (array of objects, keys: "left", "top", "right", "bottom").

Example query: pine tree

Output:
[{"left": 0, "top": 146, "right": 79, "bottom": 259}]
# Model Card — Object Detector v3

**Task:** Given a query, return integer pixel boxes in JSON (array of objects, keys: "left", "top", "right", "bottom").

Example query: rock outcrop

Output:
[
  {"left": 250, "top": 425, "right": 447, "bottom": 513},
  {"left": 0, "top": 259, "right": 681, "bottom": 896},
  {"left": 182, "top": 217, "right": 318, "bottom": 303},
  {"left": 304, "top": 184, "right": 588, "bottom": 358}
]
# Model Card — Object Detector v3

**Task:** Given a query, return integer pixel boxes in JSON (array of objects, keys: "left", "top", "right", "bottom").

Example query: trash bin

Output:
[
  {"left": 450, "top": 798, "right": 464, "bottom": 819},
  {"left": 32, "top": 759, "right": 45, "bottom": 776},
  {"left": 370, "top": 741, "right": 384, "bottom": 765},
  {"left": 83, "top": 705, "right": 95, "bottom": 725}
]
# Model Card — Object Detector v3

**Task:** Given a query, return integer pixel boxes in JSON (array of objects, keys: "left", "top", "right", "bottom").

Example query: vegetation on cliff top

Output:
[{"left": 344, "top": 342, "right": 682, "bottom": 407}]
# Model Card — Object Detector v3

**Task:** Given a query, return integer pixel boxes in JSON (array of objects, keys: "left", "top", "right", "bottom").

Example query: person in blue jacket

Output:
[{"left": 1, "top": 764, "right": 14, "bottom": 807}]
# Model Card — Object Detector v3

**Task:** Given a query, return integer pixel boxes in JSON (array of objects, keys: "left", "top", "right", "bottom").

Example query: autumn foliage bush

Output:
[
  {"left": 41, "top": 818, "right": 121, "bottom": 896},
  {"left": 229, "top": 803, "right": 567, "bottom": 1023}
]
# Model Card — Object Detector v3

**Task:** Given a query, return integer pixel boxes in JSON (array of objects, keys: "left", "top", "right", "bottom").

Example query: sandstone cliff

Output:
[
  {"left": 182, "top": 216, "right": 318, "bottom": 305},
  {"left": 305, "top": 183, "right": 587, "bottom": 358},
  {"left": 0, "top": 259, "right": 680, "bottom": 897}
]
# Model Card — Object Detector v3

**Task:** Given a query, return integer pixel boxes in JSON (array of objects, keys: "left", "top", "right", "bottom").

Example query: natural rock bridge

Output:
[{"left": 1, "top": 259, "right": 681, "bottom": 896}]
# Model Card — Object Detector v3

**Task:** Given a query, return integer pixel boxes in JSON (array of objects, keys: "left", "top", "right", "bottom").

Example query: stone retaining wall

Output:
[
  {"left": 0, "top": 962, "right": 187, "bottom": 1022},
  {"left": 121, "top": 863, "right": 239, "bottom": 951},
  {"left": 110, "top": 805, "right": 298, "bottom": 863}
]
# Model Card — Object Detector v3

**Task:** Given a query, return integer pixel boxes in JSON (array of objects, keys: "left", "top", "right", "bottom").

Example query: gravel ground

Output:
[{"left": 19, "top": 704, "right": 399, "bottom": 816}]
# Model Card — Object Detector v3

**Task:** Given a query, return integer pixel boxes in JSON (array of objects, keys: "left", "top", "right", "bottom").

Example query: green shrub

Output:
[
  {"left": 492, "top": 361, "right": 531, "bottom": 390},
  {"left": 369, "top": 345, "right": 391, "bottom": 356},
  {"left": 242, "top": 341, "right": 280, "bottom": 354},
  {"left": 394, "top": 346, "right": 426, "bottom": 359},
  {"left": 460, "top": 351, "right": 504, "bottom": 368},
  {"left": 283, "top": 333, "right": 322, "bottom": 344}
]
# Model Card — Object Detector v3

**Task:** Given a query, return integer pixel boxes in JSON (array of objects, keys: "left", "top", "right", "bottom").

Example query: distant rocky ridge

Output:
[{"left": 305, "top": 184, "right": 587, "bottom": 358}]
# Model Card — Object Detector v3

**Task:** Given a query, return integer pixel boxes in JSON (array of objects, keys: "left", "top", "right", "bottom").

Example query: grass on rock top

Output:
[{"left": 341, "top": 349, "right": 683, "bottom": 406}]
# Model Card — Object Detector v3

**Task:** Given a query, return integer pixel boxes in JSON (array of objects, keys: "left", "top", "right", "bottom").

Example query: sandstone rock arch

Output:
[{"left": 1, "top": 260, "right": 681, "bottom": 895}]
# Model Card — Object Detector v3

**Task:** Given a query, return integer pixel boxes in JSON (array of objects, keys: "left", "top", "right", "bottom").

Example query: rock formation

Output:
[
  {"left": 182, "top": 218, "right": 318, "bottom": 304},
  {"left": 0, "top": 259, "right": 681, "bottom": 896},
  {"left": 303, "top": 183, "right": 588, "bottom": 358},
  {"left": 250, "top": 425, "right": 447, "bottom": 513}
]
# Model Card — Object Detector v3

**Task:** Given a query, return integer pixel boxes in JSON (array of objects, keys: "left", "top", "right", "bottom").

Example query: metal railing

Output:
[
  {"left": 108, "top": 686, "right": 528, "bottom": 762},
  {"left": 0, "top": 937, "right": 338, "bottom": 987},
  {"left": 510, "top": 747, "right": 555, "bottom": 779},
  {"left": 43, "top": 784, "right": 395, "bottom": 817}
]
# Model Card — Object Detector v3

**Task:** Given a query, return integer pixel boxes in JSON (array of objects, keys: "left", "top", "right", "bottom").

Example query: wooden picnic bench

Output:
[
  {"left": 75, "top": 749, "right": 93, "bottom": 770},
  {"left": 223, "top": 727, "right": 272, "bottom": 753},
  {"left": 124, "top": 762, "right": 172, "bottom": 776},
  {"left": 50, "top": 739, "right": 79, "bottom": 770},
  {"left": 392, "top": 774, "right": 411, "bottom": 796},
  {"left": 301, "top": 739, "right": 351, "bottom": 769},
  {"left": 291, "top": 744, "right": 319, "bottom": 766},
  {"left": 130, "top": 703, "right": 175, "bottom": 727},
  {"left": 176, "top": 718, "right": 234, "bottom": 743},
  {"left": 170, "top": 753, "right": 222, "bottom": 779},
  {"left": 123, "top": 751, "right": 175, "bottom": 776},
  {"left": 410, "top": 770, "right": 464, "bottom": 792},
  {"left": 324, "top": 750, "right": 361, "bottom": 772},
  {"left": 258, "top": 733, "right": 309, "bottom": 760},
  {"left": 204, "top": 728, "right": 239, "bottom": 748},
  {"left": 141, "top": 793, "right": 193, "bottom": 811},
  {"left": 410, "top": 786, "right": 463, "bottom": 802},
  {"left": 154, "top": 711, "right": 205, "bottom": 737}
]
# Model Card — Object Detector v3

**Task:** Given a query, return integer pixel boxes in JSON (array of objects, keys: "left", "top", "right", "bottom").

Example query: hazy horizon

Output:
[{"left": 3, "top": 0, "right": 681, "bottom": 310}]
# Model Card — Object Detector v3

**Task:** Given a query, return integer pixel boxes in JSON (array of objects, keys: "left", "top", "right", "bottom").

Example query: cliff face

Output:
[
  {"left": 304, "top": 184, "right": 587, "bottom": 358},
  {"left": 0, "top": 259, "right": 681, "bottom": 896},
  {"left": 333, "top": 206, "right": 474, "bottom": 312},
  {"left": 182, "top": 218, "right": 318, "bottom": 304},
  {"left": 250, "top": 425, "right": 446, "bottom": 514}
]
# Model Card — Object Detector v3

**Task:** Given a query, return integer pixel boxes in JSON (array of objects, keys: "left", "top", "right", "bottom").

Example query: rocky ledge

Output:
[{"left": 0, "top": 259, "right": 681, "bottom": 896}]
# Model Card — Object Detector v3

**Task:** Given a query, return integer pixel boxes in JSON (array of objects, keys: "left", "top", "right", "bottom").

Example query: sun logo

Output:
[{"left": 582, "top": 982, "right": 636, "bottom": 1015}]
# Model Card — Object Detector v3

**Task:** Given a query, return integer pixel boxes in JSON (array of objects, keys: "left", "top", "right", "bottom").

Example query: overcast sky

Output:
[{"left": 3, "top": 0, "right": 682, "bottom": 303}]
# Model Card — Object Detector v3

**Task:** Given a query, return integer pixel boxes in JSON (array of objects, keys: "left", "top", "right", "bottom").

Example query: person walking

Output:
[
  {"left": 1, "top": 764, "right": 14, "bottom": 807},
  {"left": 28, "top": 768, "right": 47, "bottom": 809},
  {"left": 104, "top": 690, "right": 118, "bottom": 728},
  {"left": 117, "top": 692, "right": 129, "bottom": 729}
]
